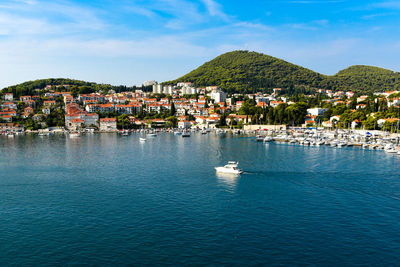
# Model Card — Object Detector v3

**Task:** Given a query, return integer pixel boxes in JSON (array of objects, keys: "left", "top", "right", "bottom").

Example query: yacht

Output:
[{"left": 215, "top": 161, "right": 243, "bottom": 174}]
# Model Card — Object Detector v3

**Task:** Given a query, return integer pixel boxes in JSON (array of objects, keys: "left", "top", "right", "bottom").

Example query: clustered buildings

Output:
[{"left": 1, "top": 81, "right": 400, "bottom": 133}]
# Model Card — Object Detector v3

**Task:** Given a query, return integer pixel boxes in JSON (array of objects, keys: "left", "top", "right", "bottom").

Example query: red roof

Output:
[{"left": 100, "top": 118, "right": 116, "bottom": 122}]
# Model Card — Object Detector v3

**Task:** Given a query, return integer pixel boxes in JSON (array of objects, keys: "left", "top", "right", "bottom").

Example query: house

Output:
[
  {"left": 388, "top": 98, "right": 400, "bottom": 107},
  {"left": 99, "top": 118, "right": 117, "bottom": 132},
  {"left": 1, "top": 102, "right": 17, "bottom": 110},
  {"left": 43, "top": 100, "right": 56, "bottom": 107},
  {"left": 270, "top": 101, "right": 284, "bottom": 108},
  {"left": 307, "top": 108, "right": 327, "bottom": 117},
  {"left": 70, "top": 118, "right": 84, "bottom": 131},
  {"left": 65, "top": 103, "right": 99, "bottom": 130},
  {"left": 226, "top": 114, "right": 250, "bottom": 125},
  {"left": 351, "top": 119, "right": 361, "bottom": 129},
  {"left": 0, "top": 109, "right": 17, "bottom": 118},
  {"left": 25, "top": 99, "right": 36, "bottom": 108},
  {"left": 20, "top": 96, "right": 31, "bottom": 102},
  {"left": 377, "top": 118, "right": 399, "bottom": 128},
  {"left": 0, "top": 123, "right": 24, "bottom": 132},
  {"left": 322, "top": 121, "right": 333, "bottom": 128},
  {"left": 42, "top": 107, "right": 51, "bottom": 115},
  {"left": 1, "top": 115, "right": 12, "bottom": 122},
  {"left": 24, "top": 107, "right": 34, "bottom": 116},
  {"left": 98, "top": 104, "right": 115, "bottom": 113},
  {"left": 356, "top": 104, "right": 366, "bottom": 110},
  {"left": 178, "top": 121, "right": 191, "bottom": 129},
  {"left": 3, "top": 93, "right": 13, "bottom": 101},
  {"left": 357, "top": 95, "right": 368, "bottom": 103}
]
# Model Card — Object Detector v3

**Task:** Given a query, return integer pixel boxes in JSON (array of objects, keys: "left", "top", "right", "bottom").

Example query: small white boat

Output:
[
  {"left": 256, "top": 135, "right": 264, "bottom": 142},
  {"left": 182, "top": 131, "right": 191, "bottom": 137},
  {"left": 139, "top": 137, "right": 146, "bottom": 142},
  {"left": 263, "top": 136, "right": 273, "bottom": 142},
  {"left": 120, "top": 130, "right": 130, "bottom": 136},
  {"left": 69, "top": 132, "right": 80, "bottom": 138},
  {"left": 215, "top": 161, "right": 243, "bottom": 174},
  {"left": 147, "top": 133, "right": 157, "bottom": 137},
  {"left": 385, "top": 147, "right": 397, "bottom": 154},
  {"left": 174, "top": 131, "right": 182, "bottom": 136}
]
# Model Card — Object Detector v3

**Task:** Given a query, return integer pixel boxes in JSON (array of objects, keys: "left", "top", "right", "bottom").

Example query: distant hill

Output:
[
  {"left": 327, "top": 65, "right": 400, "bottom": 92},
  {"left": 1, "top": 78, "right": 143, "bottom": 98},
  {"left": 167, "top": 50, "right": 400, "bottom": 94}
]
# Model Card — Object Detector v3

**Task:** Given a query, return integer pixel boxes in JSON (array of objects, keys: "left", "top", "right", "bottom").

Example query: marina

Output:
[{"left": 1, "top": 133, "right": 400, "bottom": 266}]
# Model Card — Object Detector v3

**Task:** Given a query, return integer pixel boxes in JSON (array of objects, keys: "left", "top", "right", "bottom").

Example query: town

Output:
[{"left": 1, "top": 81, "right": 400, "bottom": 137}]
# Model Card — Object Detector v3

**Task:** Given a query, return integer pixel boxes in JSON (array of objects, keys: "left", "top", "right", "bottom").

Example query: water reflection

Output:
[{"left": 216, "top": 172, "right": 240, "bottom": 190}]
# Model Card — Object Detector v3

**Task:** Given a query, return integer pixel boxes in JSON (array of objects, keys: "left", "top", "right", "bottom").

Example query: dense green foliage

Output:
[
  {"left": 167, "top": 51, "right": 400, "bottom": 94},
  {"left": 327, "top": 65, "right": 400, "bottom": 92},
  {"left": 1, "top": 78, "right": 148, "bottom": 98}
]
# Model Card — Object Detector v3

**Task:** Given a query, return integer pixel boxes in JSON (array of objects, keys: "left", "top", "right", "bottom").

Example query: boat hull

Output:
[{"left": 215, "top": 167, "right": 243, "bottom": 174}]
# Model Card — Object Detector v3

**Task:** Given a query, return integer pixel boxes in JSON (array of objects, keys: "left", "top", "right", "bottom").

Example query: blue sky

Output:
[{"left": 1, "top": 0, "right": 400, "bottom": 88}]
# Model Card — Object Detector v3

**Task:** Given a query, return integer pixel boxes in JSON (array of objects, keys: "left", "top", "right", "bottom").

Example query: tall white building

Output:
[
  {"left": 152, "top": 84, "right": 163, "bottom": 94},
  {"left": 210, "top": 88, "right": 227, "bottom": 103}
]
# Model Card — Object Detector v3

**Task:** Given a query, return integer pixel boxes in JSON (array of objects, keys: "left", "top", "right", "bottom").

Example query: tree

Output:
[
  {"left": 170, "top": 102, "right": 176, "bottom": 116},
  {"left": 166, "top": 116, "right": 177, "bottom": 128}
]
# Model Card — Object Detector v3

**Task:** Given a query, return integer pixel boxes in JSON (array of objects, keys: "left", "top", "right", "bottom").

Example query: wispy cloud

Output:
[
  {"left": 373, "top": 1, "right": 400, "bottom": 10},
  {"left": 288, "top": 0, "right": 346, "bottom": 4},
  {"left": 200, "top": 0, "right": 229, "bottom": 21}
]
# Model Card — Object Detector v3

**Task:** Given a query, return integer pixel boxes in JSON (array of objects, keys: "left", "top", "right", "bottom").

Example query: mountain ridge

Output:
[{"left": 166, "top": 50, "right": 400, "bottom": 94}]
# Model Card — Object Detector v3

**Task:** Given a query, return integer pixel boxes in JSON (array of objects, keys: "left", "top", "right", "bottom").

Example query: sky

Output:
[{"left": 1, "top": 0, "right": 400, "bottom": 88}]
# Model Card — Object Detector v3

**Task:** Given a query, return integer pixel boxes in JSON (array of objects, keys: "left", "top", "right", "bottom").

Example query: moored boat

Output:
[{"left": 69, "top": 131, "right": 81, "bottom": 138}]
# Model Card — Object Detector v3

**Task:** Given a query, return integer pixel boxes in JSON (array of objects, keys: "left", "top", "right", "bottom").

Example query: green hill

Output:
[
  {"left": 167, "top": 50, "right": 400, "bottom": 94},
  {"left": 327, "top": 65, "right": 400, "bottom": 92},
  {"left": 1, "top": 78, "right": 143, "bottom": 98}
]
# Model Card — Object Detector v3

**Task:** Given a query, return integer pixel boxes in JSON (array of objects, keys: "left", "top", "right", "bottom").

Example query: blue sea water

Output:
[{"left": 1, "top": 133, "right": 400, "bottom": 266}]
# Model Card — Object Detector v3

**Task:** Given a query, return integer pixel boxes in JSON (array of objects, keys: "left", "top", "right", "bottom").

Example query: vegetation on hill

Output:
[
  {"left": 1, "top": 78, "right": 150, "bottom": 98},
  {"left": 167, "top": 51, "right": 400, "bottom": 94},
  {"left": 326, "top": 65, "right": 400, "bottom": 92}
]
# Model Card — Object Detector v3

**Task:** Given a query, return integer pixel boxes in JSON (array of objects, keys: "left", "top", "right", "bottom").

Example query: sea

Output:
[{"left": 1, "top": 133, "right": 400, "bottom": 266}]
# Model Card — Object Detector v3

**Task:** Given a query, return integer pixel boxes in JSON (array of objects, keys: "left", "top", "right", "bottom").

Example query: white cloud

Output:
[
  {"left": 373, "top": 1, "right": 400, "bottom": 10},
  {"left": 200, "top": 0, "right": 229, "bottom": 21}
]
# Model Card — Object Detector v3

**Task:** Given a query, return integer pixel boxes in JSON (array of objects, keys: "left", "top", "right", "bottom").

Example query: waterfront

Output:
[{"left": 1, "top": 133, "right": 400, "bottom": 266}]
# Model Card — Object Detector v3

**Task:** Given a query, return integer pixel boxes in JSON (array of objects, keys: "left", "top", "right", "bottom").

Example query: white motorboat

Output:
[
  {"left": 256, "top": 135, "right": 264, "bottom": 142},
  {"left": 69, "top": 131, "right": 80, "bottom": 138},
  {"left": 182, "top": 131, "right": 191, "bottom": 137},
  {"left": 215, "top": 161, "right": 243, "bottom": 174},
  {"left": 139, "top": 137, "right": 146, "bottom": 142},
  {"left": 147, "top": 133, "right": 157, "bottom": 137},
  {"left": 263, "top": 136, "right": 273, "bottom": 142}
]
